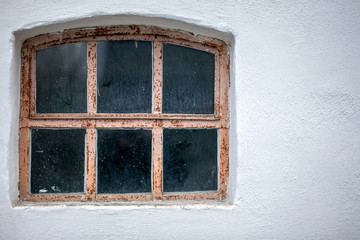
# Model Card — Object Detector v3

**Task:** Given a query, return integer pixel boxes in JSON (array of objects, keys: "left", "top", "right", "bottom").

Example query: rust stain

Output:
[
  {"left": 152, "top": 127, "right": 163, "bottom": 200},
  {"left": 129, "top": 25, "right": 141, "bottom": 35},
  {"left": 20, "top": 46, "right": 31, "bottom": 118},
  {"left": 88, "top": 41, "right": 97, "bottom": 114},
  {"left": 19, "top": 128, "right": 29, "bottom": 199},
  {"left": 26, "top": 25, "right": 225, "bottom": 54},
  {"left": 28, "top": 113, "right": 221, "bottom": 121},
  {"left": 96, "top": 195, "right": 152, "bottom": 201},
  {"left": 85, "top": 128, "right": 96, "bottom": 201},
  {"left": 163, "top": 193, "right": 219, "bottom": 201},
  {"left": 29, "top": 49, "right": 36, "bottom": 116},
  {"left": 219, "top": 129, "right": 229, "bottom": 199},
  {"left": 24, "top": 194, "right": 84, "bottom": 202},
  {"left": 153, "top": 41, "right": 163, "bottom": 114}
]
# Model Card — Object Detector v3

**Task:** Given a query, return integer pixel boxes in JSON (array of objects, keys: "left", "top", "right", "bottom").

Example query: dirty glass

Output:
[
  {"left": 163, "top": 129, "right": 218, "bottom": 192},
  {"left": 97, "top": 129, "right": 152, "bottom": 194},
  {"left": 36, "top": 43, "right": 88, "bottom": 113},
  {"left": 162, "top": 43, "right": 215, "bottom": 114},
  {"left": 97, "top": 40, "right": 153, "bottom": 113},
  {"left": 30, "top": 129, "right": 86, "bottom": 194}
]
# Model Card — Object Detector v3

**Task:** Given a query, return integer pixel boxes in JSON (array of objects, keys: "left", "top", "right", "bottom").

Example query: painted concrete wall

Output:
[{"left": 0, "top": 0, "right": 359, "bottom": 239}]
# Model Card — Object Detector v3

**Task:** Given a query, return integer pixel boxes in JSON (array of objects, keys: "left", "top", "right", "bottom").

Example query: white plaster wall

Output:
[{"left": 0, "top": 0, "right": 359, "bottom": 239}]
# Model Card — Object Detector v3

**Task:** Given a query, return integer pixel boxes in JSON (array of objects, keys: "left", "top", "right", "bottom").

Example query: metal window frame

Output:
[{"left": 19, "top": 25, "right": 229, "bottom": 202}]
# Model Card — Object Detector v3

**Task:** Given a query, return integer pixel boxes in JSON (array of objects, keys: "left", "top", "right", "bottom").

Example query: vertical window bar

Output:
[
  {"left": 153, "top": 40, "right": 163, "bottom": 114},
  {"left": 214, "top": 52, "right": 221, "bottom": 117},
  {"left": 19, "top": 128, "right": 30, "bottom": 199},
  {"left": 152, "top": 41, "right": 163, "bottom": 199},
  {"left": 219, "top": 49, "right": 229, "bottom": 118},
  {"left": 88, "top": 41, "right": 97, "bottom": 114},
  {"left": 21, "top": 46, "right": 31, "bottom": 118},
  {"left": 152, "top": 126, "right": 163, "bottom": 200},
  {"left": 29, "top": 49, "right": 36, "bottom": 116},
  {"left": 219, "top": 128, "right": 229, "bottom": 199},
  {"left": 86, "top": 123, "right": 96, "bottom": 200}
]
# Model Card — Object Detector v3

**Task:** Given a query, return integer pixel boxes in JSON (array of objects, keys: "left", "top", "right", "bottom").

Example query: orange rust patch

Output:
[
  {"left": 163, "top": 193, "right": 219, "bottom": 201},
  {"left": 152, "top": 127, "right": 163, "bottom": 200},
  {"left": 86, "top": 128, "right": 96, "bottom": 201},
  {"left": 87, "top": 41, "right": 97, "bottom": 114}
]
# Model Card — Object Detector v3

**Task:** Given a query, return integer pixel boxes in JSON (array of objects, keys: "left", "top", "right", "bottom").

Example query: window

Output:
[{"left": 19, "top": 26, "right": 229, "bottom": 202}]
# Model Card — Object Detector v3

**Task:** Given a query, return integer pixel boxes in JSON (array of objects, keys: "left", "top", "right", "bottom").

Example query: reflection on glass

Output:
[
  {"left": 97, "top": 40, "right": 153, "bottom": 113},
  {"left": 97, "top": 129, "right": 152, "bottom": 194},
  {"left": 30, "top": 129, "right": 86, "bottom": 194},
  {"left": 163, "top": 129, "right": 218, "bottom": 192},
  {"left": 162, "top": 43, "right": 215, "bottom": 114},
  {"left": 36, "top": 43, "right": 88, "bottom": 113}
]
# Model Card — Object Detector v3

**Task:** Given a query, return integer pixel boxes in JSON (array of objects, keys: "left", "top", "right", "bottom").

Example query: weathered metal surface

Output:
[
  {"left": 219, "top": 46, "right": 230, "bottom": 120},
  {"left": 19, "top": 25, "right": 230, "bottom": 202},
  {"left": 152, "top": 127, "right": 163, "bottom": 200},
  {"left": 23, "top": 25, "right": 225, "bottom": 50},
  {"left": 28, "top": 113, "right": 222, "bottom": 120},
  {"left": 29, "top": 49, "right": 36, "bottom": 116},
  {"left": 19, "top": 128, "right": 29, "bottom": 199},
  {"left": 86, "top": 127, "right": 96, "bottom": 201},
  {"left": 20, "top": 47, "right": 30, "bottom": 118},
  {"left": 156, "top": 36, "right": 219, "bottom": 54},
  {"left": 22, "top": 194, "right": 85, "bottom": 202},
  {"left": 20, "top": 118, "right": 88, "bottom": 128},
  {"left": 96, "top": 194, "right": 152, "bottom": 201},
  {"left": 214, "top": 52, "right": 221, "bottom": 116},
  {"left": 219, "top": 129, "right": 229, "bottom": 199},
  {"left": 20, "top": 118, "right": 227, "bottom": 129},
  {"left": 153, "top": 41, "right": 162, "bottom": 114},
  {"left": 163, "top": 193, "right": 219, "bottom": 201},
  {"left": 87, "top": 41, "right": 97, "bottom": 114}
]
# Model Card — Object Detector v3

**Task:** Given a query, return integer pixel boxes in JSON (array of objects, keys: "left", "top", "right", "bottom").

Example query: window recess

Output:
[{"left": 19, "top": 26, "right": 229, "bottom": 202}]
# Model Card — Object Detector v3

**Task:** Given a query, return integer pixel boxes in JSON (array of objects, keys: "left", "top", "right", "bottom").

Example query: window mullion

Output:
[
  {"left": 19, "top": 128, "right": 29, "bottom": 200},
  {"left": 219, "top": 128, "right": 229, "bottom": 200},
  {"left": 88, "top": 41, "right": 97, "bottom": 115},
  {"left": 153, "top": 40, "right": 162, "bottom": 114},
  {"left": 152, "top": 126, "right": 163, "bottom": 200},
  {"left": 152, "top": 40, "right": 164, "bottom": 200},
  {"left": 86, "top": 125, "right": 96, "bottom": 201},
  {"left": 219, "top": 49, "right": 229, "bottom": 118},
  {"left": 86, "top": 41, "right": 97, "bottom": 200}
]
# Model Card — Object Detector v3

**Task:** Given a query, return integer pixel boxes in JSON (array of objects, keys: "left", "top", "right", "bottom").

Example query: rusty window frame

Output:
[{"left": 19, "top": 25, "right": 229, "bottom": 202}]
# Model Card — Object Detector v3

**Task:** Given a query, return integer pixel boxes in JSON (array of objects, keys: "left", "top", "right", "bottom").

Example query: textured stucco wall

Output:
[{"left": 0, "top": 1, "right": 359, "bottom": 239}]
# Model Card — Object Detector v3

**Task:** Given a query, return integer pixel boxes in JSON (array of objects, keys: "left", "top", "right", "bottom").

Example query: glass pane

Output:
[
  {"left": 36, "top": 43, "right": 88, "bottom": 113},
  {"left": 30, "top": 129, "right": 86, "bottom": 194},
  {"left": 162, "top": 43, "right": 215, "bottom": 114},
  {"left": 163, "top": 129, "right": 218, "bottom": 192},
  {"left": 97, "top": 40, "right": 153, "bottom": 113},
  {"left": 97, "top": 129, "right": 152, "bottom": 194}
]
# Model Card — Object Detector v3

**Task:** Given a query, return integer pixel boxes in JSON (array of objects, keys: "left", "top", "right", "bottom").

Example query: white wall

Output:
[{"left": 0, "top": 0, "right": 360, "bottom": 239}]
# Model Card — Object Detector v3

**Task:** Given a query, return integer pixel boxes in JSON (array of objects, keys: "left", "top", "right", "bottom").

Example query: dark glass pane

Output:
[
  {"left": 97, "top": 40, "right": 153, "bottom": 113},
  {"left": 162, "top": 43, "right": 215, "bottom": 114},
  {"left": 97, "top": 129, "right": 152, "bottom": 194},
  {"left": 36, "top": 43, "right": 87, "bottom": 113},
  {"left": 163, "top": 129, "right": 218, "bottom": 192},
  {"left": 30, "top": 129, "right": 86, "bottom": 194}
]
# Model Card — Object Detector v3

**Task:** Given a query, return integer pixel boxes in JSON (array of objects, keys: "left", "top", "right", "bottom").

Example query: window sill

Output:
[{"left": 13, "top": 199, "right": 234, "bottom": 210}]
